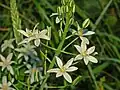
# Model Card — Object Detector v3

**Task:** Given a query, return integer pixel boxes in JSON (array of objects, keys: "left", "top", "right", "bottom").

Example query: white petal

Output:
[
  {"left": 39, "top": 30, "right": 47, "bottom": 35},
  {"left": 93, "top": 52, "right": 98, "bottom": 55},
  {"left": 80, "top": 37, "right": 89, "bottom": 45},
  {"left": 56, "top": 72, "right": 63, "bottom": 77},
  {"left": 24, "top": 55, "right": 29, "bottom": 61},
  {"left": 86, "top": 56, "right": 98, "bottom": 63},
  {"left": 17, "top": 53, "right": 23, "bottom": 59},
  {"left": 2, "top": 76, "right": 7, "bottom": 84},
  {"left": 56, "top": 17, "right": 60, "bottom": 23},
  {"left": 66, "top": 66, "right": 78, "bottom": 72},
  {"left": 83, "top": 31, "right": 95, "bottom": 36},
  {"left": 63, "top": 72, "right": 72, "bottom": 83},
  {"left": 74, "top": 45, "right": 82, "bottom": 53},
  {"left": 81, "top": 41, "right": 87, "bottom": 52},
  {"left": 84, "top": 57, "right": 89, "bottom": 65},
  {"left": 7, "top": 53, "right": 13, "bottom": 62},
  {"left": 39, "top": 34, "right": 50, "bottom": 40},
  {"left": 31, "top": 74, "right": 34, "bottom": 84},
  {"left": 7, "top": 66, "right": 14, "bottom": 75},
  {"left": 86, "top": 46, "right": 95, "bottom": 55},
  {"left": 64, "top": 58, "right": 74, "bottom": 68},
  {"left": 34, "top": 39, "right": 40, "bottom": 47},
  {"left": 9, "top": 44, "right": 14, "bottom": 49},
  {"left": 24, "top": 70, "right": 30, "bottom": 74},
  {"left": 47, "top": 68, "right": 60, "bottom": 73},
  {"left": 74, "top": 54, "right": 83, "bottom": 61},
  {"left": 55, "top": 56, "right": 63, "bottom": 68},
  {"left": 1, "top": 46, "right": 7, "bottom": 52},
  {"left": 18, "top": 30, "right": 29, "bottom": 37},
  {"left": 0, "top": 54, "right": 5, "bottom": 62},
  {"left": 0, "top": 62, "right": 3, "bottom": 66}
]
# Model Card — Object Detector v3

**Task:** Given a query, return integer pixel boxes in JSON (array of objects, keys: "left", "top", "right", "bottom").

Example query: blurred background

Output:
[{"left": 0, "top": 0, "right": 120, "bottom": 90}]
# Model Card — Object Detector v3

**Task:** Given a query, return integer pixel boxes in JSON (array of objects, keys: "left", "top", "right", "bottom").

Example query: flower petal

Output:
[
  {"left": 84, "top": 57, "right": 89, "bottom": 65},
  {"left": 39, "top": 34, "right": 50, "bottom": 40},
  {"left": 7, "top": 66, "right": 14, "bottom": 75},
  {"left": 80, "top": 37, "right": 89, "bottom": 45},
  {"left": 56, "top": 72, "right": 63, "bottom": 77},
  {"left": 74, "top": 54, "right": 83, "bottom": 61},
  {"left": 81, "top": 41, "right": 87, "bottom": 52},
  {"left": 86, "top": 56, "right": 98, "bottom": 63},
  {"left": 2, "top": 76, "right": 7, "bottom": 84},
  {"left": 34, "top": 39, "right": 40, "bottom": 47},
  {"left": 86, "top": 46, "right": 95, "bottom": 55},
  {"left": 74, "top": 45, "right": 82, "bottom": 53},
  {"left": 18, "top": 30, "right": 29, "bottom": 37},
  {"left": 66, "top": 66, "right": 78, "bottom": 72},
  {"left": 80, "top": 37, "right": 89, "bottom": 44},
  {"left": 0, "top": 62, "right": 3, "bottom": 66},
  {"left": 64, "top": 58, "right": 74, "bottom": 68},
  {"left": 0, "top": 54, "right": 5, "bottom": 62},
  {"left": 63, "top": 72, "right": 72, "bottom": 83},
  {"left": 55, "top": 56, "right": 63, "bottom": 68},
  {"left": 7, "top": 53, "right": 13, "bottom": 62},
  {"left": 83, "top": 31, "right": 95, "bottom": 36},
  {"left": 39, "top": 30, "right": 47, "bottom": 35},
  {"left": 47, "top": 68, "right": 60, "bottom": 73}
]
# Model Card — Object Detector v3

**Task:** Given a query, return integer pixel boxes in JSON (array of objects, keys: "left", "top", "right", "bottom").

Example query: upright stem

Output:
[{"left": 40, "top": 15, "right": 70, "bottom": 90}]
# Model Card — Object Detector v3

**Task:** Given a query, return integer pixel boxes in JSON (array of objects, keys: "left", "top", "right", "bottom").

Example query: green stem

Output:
[
  {"left": 40, "top": 15, "right": 70, "bottom": 90},
  {"left": 63, "top": 37, "right": 78, "bottom": 51},
  {"left": 41, "top": 43, "right": 76, "bottom": 56},
  {"left": 87, "top": 65, "right": 98, "bottom": 90}
]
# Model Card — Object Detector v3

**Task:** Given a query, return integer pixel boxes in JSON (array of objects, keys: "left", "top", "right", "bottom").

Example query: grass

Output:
[{"left": 0, "top": 0, "right": 120, "bottom": 90}]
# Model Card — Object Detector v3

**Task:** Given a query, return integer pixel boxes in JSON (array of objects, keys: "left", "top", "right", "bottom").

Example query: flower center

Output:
[
  {"left": 2, "top": 83, "right": 8, "bottom": 90},
  {"left": 78, "top": 29, "right": 83, "bottom": 36},
  {"left": 4, "top": 60, "right": 10, "bottom": 67},
  {"left": 60, "top": 66, "right": 66, "bottom": 73},
  {"left": 82, "top": 51, "right": 86, "bottom": 56},
  {"left": 31, "top": 68, "right": 37, "bottom": 73}
]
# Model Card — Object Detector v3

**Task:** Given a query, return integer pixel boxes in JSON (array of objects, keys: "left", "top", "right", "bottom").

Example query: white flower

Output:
[
  {"left": 72, "top": 19, "right": 95, "bottom": 44},
  {"left": 18, "top": 24, "right": 50, "bottom": 47},
  {"left": 0, "top": 76, "right": 15, "bottom": 90},
  {"left": 25, "top": 64, "right": 40, "bottom": 84},
  {"left": 15, "top": 44, "right": 37, "bottom": 61},
  {"left": 1, "top": 39, "right": 14, "bottom": 52},
  {"left": 74, "top": 42, "right": 98, "bottom": 65},
  {"left": 47, "top": 56, "right": 78, "bottom": 83},
  {"left": 0, "top": 53, "right": 15, "bottom": 75}
]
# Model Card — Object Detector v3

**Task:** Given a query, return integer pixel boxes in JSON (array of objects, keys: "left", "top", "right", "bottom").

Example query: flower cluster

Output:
[{"left": 47, "top": 18, "right": 98, "bottom": 83}]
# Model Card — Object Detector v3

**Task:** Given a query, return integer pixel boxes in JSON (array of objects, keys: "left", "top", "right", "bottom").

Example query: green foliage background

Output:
[{"left": 0, "top": 0, "right": 120, "bottom": 90}]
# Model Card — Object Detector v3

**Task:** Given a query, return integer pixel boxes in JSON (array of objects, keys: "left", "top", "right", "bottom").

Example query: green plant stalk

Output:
[
  {"left": 63, "top": 37, "right": 78, "bottom": 51},
  {"left": 41, "top": 43, "right": 76, "bottom": 56},
  {"left": 40, "top": 15, "right": 70, "bottom": 90},
  {"left": 10, "top": 0, "right": 22, "bottom": 44},
  {"left": 87, "top": 65, "right": 99, "bottom": 90}
]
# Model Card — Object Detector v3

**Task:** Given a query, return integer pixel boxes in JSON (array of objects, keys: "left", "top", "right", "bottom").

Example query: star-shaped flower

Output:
[
  {"left": 47, "top": 56, "right": 78, "bottom": 83},
  {"left": 0, "top": 53, "right": 15, "bottom": 75},
  {"left": 0, "top": 76, "right": 15, "bottom": 90},
  {"left": 15, "top": 44, "right": 37, "bottom": 61},
  {"left": 72, "top": 19, "right": 95, "bottom": 44},
  {"left": 18, "top": 24, "right": 50, "bottom": 46},
  {"left": 25, "top": 64, "right": 40, "bottom": 84},
  {"left": 74, "top": 42, "right": 98, "bottom": 65},
  {"left": 1, "top": 39, "right": 14, "bottom": 52}
]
